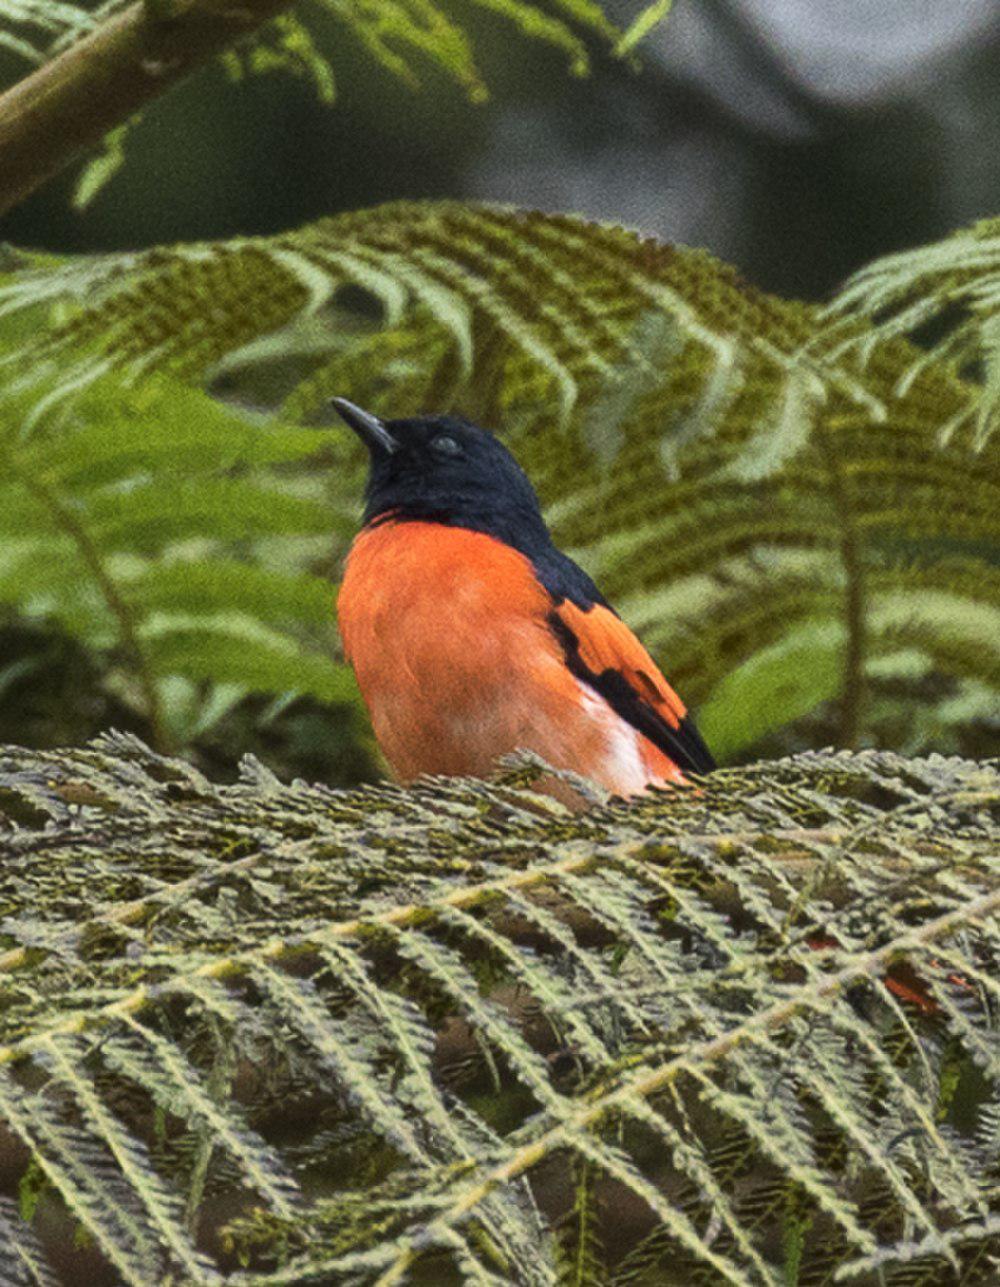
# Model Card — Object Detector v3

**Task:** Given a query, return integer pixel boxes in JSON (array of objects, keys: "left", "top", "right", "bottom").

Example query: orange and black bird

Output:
[{"left": 333, "top": 399, "right": 715, "bottom": 798}]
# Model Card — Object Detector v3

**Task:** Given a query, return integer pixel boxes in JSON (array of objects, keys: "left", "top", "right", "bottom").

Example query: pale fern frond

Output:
[
  {"left": 0, "top": 1194, "right": 59, "bottom": 1287},
  {"left": 0, "top": 736, "right": 995, "bottom": 1281}
]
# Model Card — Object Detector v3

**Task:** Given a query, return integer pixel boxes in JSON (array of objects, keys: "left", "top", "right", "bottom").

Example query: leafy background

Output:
[{"left": 0, "top": 202, "right": 997, "bottom": 784}]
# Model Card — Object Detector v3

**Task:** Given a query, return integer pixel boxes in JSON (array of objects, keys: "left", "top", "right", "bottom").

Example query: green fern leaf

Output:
[
  {"left": 0, "top": 367, "right": 351, "bottom": 744},
  {"left": 141, "top": 618, "right": 354, "bottom": 703}
]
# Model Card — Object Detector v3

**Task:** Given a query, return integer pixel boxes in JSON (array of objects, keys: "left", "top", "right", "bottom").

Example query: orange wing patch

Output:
[
  {"left": 557, "top": 601, "right": 688, "bottom": 726},
  {"left": 549, "top": 600, "right": 715, "bottom": 778}
]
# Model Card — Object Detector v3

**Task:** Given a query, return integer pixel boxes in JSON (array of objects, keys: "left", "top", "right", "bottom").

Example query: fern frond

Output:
[
  {"left": 0, "top": 0, "right": 631, "bottom": 85},
  {"left": 0, "top": 0, "right": 96, "bottom": 65},
  {"left": 0, "top": 1194, "right": 57, "bottom": 1287},
  {"left": 0, "top": 736, "right": 995, "bottom": 1281},
  {"left": 824, "top": 217, "right": 1000, "bottom": 447}
]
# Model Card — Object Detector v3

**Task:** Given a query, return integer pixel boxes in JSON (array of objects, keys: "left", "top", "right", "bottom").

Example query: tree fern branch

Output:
[
  {"left": 0, "top": 823, "right": 869, "bottom": 1068},
  {"left": 0, "top": 847, "right": 606, "bottom": 1068},
  {"left": 0, "top": 738, "right": 994, "bottom": 1280},
  {"left": 0, "top": 842, "right": 269, "bottom": 976}
]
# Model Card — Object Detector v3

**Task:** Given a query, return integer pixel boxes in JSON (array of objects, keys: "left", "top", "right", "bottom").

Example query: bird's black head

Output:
[{"left": 332, "top": 398, "right": 550, "bottom": 549}]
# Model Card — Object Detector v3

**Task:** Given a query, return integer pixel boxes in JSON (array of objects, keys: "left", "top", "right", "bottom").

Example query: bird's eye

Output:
[{"left": 431, "top": 435, "right": 462, "bottom": 457}]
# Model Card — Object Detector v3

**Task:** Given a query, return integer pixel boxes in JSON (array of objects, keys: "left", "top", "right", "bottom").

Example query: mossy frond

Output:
[{"left": 0, "top": 736, "right": 996, "bottom": 1281}]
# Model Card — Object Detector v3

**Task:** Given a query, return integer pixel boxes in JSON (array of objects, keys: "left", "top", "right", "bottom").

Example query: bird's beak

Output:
[{"left": 330, "top": 397, "right": 399, "bottom": 455}]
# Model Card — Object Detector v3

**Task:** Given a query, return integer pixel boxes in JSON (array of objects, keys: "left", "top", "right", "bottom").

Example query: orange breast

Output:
[{"left": 337, "top": 521, "right": 668, "bottom": 794}]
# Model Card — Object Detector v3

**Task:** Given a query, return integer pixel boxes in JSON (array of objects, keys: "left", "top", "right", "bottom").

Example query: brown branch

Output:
[{"left": 0, "top": 0, "right": 294, "bottom": 219}]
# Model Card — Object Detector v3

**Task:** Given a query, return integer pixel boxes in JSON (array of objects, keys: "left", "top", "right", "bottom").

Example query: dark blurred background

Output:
[{"left": 2, "top": 0, "right": 1000, "bottom": 301}]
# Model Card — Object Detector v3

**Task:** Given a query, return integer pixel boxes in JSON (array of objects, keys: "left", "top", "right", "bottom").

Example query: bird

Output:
[{"left": 333, "top": 398, "right": 715, "bottom": 801}]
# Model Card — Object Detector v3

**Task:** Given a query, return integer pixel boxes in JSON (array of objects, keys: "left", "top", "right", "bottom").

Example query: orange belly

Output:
[{"left": 337, "top": 521, "right": 679, "bottom": 796}]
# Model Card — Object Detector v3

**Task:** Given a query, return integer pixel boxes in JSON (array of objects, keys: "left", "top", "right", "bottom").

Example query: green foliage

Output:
[
  {"left": 0, "top": 0, "right": 670, "bottom": 204},
  {"left": 0, "top": 0, "right": 640, "bottom": 86},
  {"left": 555, "top": 1159, "right": 606, "bottom": 1285},
  {"left": 0, "top": 203, "right": 996, "bottom": 769},
  {"left": 0, "top": 735, "right": 996, "bottom": 1282},
  {"left": 0, "top": 369, "right": 357, "bottom": 753}
]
